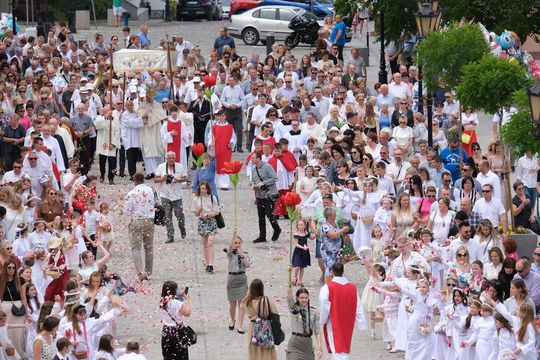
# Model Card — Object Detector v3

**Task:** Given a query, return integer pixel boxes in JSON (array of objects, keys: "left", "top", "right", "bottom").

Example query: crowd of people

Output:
[{"left": 0, "top": 8, "right": 539, "bottom": 360}]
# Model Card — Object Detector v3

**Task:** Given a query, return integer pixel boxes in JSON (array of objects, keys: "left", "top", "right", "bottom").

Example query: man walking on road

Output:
[{"left": 124, "top": 173, "right": 156, "bottom": 281}]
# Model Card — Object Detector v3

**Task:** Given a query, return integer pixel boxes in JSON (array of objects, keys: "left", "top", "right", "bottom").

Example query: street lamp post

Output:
[
  {"left": 11, "top": 0, "right": 17, "bottom": 35},
  {"left": 528, "top": 82, "right": 540, "bottom": 139},
  {"left": 165, "top": 0, "right": 171, "bottom": 21},
  {"left": 378, "top": 10, "right": 388, "bottom": 84},
  {"left": 415, "top": 0, "right": 442, "bottom": 147}
]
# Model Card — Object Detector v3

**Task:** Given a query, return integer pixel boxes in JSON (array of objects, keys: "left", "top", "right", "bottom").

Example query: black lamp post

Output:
[
  {"left": 11, "top": 0, "right": 17, "bottom": 35},
  {"left": 378, "top": 10, "right": 388, "bottom": 84},
  {"left": 415, "top": 0, "right": 441, "bottom": 147},
  {"left": 165, "top": 0, "right": 171, "bottom": 21},
  {"left": 528, "top": 82, "right": 540, "bottom": 139}
]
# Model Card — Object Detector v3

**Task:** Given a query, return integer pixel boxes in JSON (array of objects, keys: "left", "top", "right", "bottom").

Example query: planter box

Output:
[{"left": 510, "top": 230, "right": 539, "bottom": 258}]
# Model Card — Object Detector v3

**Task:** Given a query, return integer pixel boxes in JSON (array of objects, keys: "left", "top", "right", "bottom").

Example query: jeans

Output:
[
  {"left": 226, "top": 108, "right": 243, "bottom": 150},
  {"left": 526, "top": 187, "right": 538, "bottom": 213},
  {"left": 162, "top": 197, "right": 186, "bottom": 239},
  {"left": 256, "top": 197, "right": 280, "bottom": 239},
  {"left": 129, "top": 218, "right": 154, "bottom": 274},
  {"left": 99, "top": 154, "right": 117, "bottom": 180}
]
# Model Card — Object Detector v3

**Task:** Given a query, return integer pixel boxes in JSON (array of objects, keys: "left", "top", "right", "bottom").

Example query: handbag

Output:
[
  {"left": 461, "top": 132, "right": 471, "bottom": 145},
  {"left": 251, "top": 297, "right": 275, "bottom": 349},
  {"left": 72, "top": 324, "right": 89, "bottom": 359},
  {"left": 152, "top": 188, "right": 166, "bottom": 226},
  {"left": 267, "top": 298, "right": 285, "bottom": 346},
  {"left": 7, "top": 287, "right": 25, "bottom": 317},
  {"left": 210, "top": 196, "right": 225, "bottom": 229},
  {"left": 46, "top": 269, "right": 61, "bottom": 279},
  {"left": 165, "top": 305, "right": 197, "bottom": 348}
]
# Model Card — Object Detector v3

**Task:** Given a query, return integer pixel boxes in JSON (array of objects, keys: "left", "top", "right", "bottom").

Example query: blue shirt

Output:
[
  {"left": 138, "top": 31, "right": 151, "bottom": 48},
  {"left": 154, "top": 88, "right": 170, "bottom": 103},
  {"left": 213, "top": 36, "right": 236, "bottom": 57},
  {"left": 330, "top": 21, "right": 347, "bottom": 46},
  {"left": 192, "top": 157, "right": 218, "bottom": 201},
  {"left": 440, "top": 147, "right": 468, "bottom": 183},
  {"left": 220, "top": 85, "right": 244, "bottom": 108}
]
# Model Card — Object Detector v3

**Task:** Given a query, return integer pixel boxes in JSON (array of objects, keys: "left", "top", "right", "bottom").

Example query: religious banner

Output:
[{"left": 113, "top": 49, "right": 177, "bottom": 73}]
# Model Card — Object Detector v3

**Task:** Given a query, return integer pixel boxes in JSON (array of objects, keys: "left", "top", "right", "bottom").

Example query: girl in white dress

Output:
[
  {"left": 458, "top": 299, "right": 481, "bottom": 360},
  {"left": 298, "top": 166, "right": 317, "bottom": 218},
  {"left": 374, "top": 196, "right": 393, "bottom": 239},
  {"left": 28, "top": 220, "right": 52, "bottom": 295},
  {"left": 461, "top": 303, "right": 496, "bottom": 360},
  {"left": 24, "top": 283, "right": 42, "bottom": 359},
  {"left": 335, "top": 179, "right": 360, "bottom": 222},
  {"left": 444, "top": 288, "right": 469, "bottom": 360},
  {"left": 493, "top": 301, "right": 537, "bottom": 360},
  {"left": 493, "top": 311, "right": 516, "bottom": 360},
  {"left": 351, "top": 179, "right": 383, "bottom": 251},
  {"left": 361, "top": 262, "right": 385, "bottom": 340},
  {"left": 0, "top": 310, "right": 25, "bottom": 360}
]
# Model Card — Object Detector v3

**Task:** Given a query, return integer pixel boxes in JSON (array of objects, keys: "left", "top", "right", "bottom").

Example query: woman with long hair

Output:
[
  {"left": 498, "top": 257, "right": 517, "bottom": 301},
  {"left": 160, "top": 281, "right": 191, "bottom": 360},
  {"left": 95, "top": 334, "right": 126, "bottom": 359},
  {"left": 285, "top": 286, "right": 322, "bottom": 360},
  {"left": 192, "top": 181, "right": 220, "bottom": 274},
  {"left": 503, "top": 279, "right": 535, "bottom": 316},
  {"left": 389, "top": 193, "right": 418, "bottom": 240},
  {"left": 0, "top": 258, "right": 27, "bottom": 357},
  {"left": 473, "top": 219, "right": 504, "bottom": 264},
  {"left": 242, "top": 279, "right": 278, "bottom": 360},
  {"left": 4, "top": 194, "right": 27, "bottom": 242},
  {"left": 33, "top": 316, "right": 60, "bottom": 360}
]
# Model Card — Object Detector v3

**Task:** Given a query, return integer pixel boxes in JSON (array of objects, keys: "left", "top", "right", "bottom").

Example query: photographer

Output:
[
  {"left": 155, "top": 151, "right": 188, "bottom": 243},
  {"left": 159, "top": 281, "right": 191, "bottom": 360},
  {"left": 250, "top": 152, "right": 281, "bottom": 243}
]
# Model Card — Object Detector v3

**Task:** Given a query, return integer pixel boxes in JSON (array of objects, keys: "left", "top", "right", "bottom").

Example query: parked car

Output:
[
  {"left": 222, "top": 0, "right": 231, "bottom": 18},
  {"left": 230, "top": 0, "right": 333, "bottom": 18},
  {"left": 229, "top": 6, "right": 352, "bottom": 46},
  {"left": 178, "top": 0, "right": 223, "bottom": 21}
]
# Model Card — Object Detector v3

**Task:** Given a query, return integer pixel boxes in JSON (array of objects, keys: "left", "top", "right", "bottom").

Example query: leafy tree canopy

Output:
[
  {"left": 456, "top": 55, "right": 528, "bottom": 115},
  {"left": 416, "top": 23, "right": 490, "bottom": 92}
]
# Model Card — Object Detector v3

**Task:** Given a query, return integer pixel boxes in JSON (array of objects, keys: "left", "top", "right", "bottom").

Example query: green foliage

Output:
[
  {"left": 416, "top": 23, "right": 490, "bottom": 92},
  {"left": 334, "top": 0, "right": 358, "bottom": 18},
  {"left": 456, "top": 55, "right": 528, "bottom": 116},
  {"left": 500, "top": 111, "right": 540, "bottom": 155},
  {"left": 439, "top": 0, "right": 540, "bottom": 43},
  {"left": 371, "top": 0, "right": 417, "bottom": 43}
]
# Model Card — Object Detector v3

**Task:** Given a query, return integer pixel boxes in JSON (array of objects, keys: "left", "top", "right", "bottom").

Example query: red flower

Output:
[
  {"left": 192, "top": 143, "right": 205, "bottom": 158},
  {"left": 221, "top": 161, "right": 243, "bottom": 174},
  {"left": 281, "top": 192, "right": 302, "bottom": 207},
  {"left": 203, "top": 75, "right": 216, "bottom": 88}
]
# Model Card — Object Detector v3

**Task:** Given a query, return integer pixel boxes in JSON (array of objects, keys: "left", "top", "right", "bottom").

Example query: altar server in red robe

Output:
[
  {"left": 160, "top": 105, "right": 192, "bottom": 166},
  {"left": 319, "top": 262, "right": 367, "bottom": 359},
  {"left": 207, "top": 108, "right": 236, "bottom": 190},
  {"left": 268, "top": 140, "right": 297, "bottom": 216}
]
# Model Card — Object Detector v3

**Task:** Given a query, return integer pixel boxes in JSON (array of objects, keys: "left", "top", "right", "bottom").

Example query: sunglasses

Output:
[
  {"left": 472, "top": 147, "right": 480, "bottom": 151},
  {"left": 6, "top": 266, "right": 15, "bottom": 269},
  {"left": 447, "top": 283, "right": 457, "bottom": 288},
  {"left": 534, "top": 252, "right": 540, "bottom": 256},
  {"left": 29, "top": 157, "right": 38, "bottom": 160},
  {"left": 427, "top": 194, "right": 436, "bottom": 198},
  {"left": 457, "top": 253, "right": 468, "bottom": 257},
  {"left": 482, "top": 189, "right": 491, "bottom": 193}
]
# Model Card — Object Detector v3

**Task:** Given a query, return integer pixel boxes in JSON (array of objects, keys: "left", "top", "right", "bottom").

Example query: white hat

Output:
[
  {"left": 79, "top": 88, "right": 89, "bottom": 94},
  {"left": 130, "top": 79, "right": 139, "bottom": 86},
  {"left": 139, "top": 89, "right": 146, "bottom": 97},
  {"left": 80, "top": 77, "right": 88, "bottom": 82},
  {"left": 48, "top": 237, "right": 63, "bottom": 250},
  {"left": 328, "top": 126, "right": 339, "bottom": 133},
  {"left": 129, "top": 85, "right": 138, "bottom": 93},
  {"left": 192, "top": 76, "right": 201, "bottom": 83},
  {"left": 85, "top": 84, "right": 93, "bottom": 91}
]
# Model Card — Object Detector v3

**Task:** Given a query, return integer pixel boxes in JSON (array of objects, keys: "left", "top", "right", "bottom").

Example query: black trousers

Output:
[
  {"left": 77, "top": 136, "right": 93, "bottom": 175},
  {"left": 126, "top": 147, "right": 140, "bottom": 177},
  {"left": 99, "top": 154, "right": 117, "bottom": 181},
  {"left": 256, "top": 197, "right": 280, "bottom": 240},
  {"left": 118, "top": 145, "right": 126, "bottom": 175},
  {"left": 225, "top": 108, "right": 243, "bottom": 151}
]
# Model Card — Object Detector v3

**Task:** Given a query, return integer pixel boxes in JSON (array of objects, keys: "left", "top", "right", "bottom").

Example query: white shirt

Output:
[
  {"left": 117, "top": 354, "right": 148, "bottom": 360},
  {"left": 476, "top": 171, "right": 502, "bottom": 200},
  {"left": 250, "top": 104, "right": 273, "bottom": 137},
  {"left": 42, "top": 134, "right": 66, "bottom": 171},
  {"left": 515, "top": 155, "right": 538, "bottom": 188},
  {"left": 155, "top": 162, "right": 187, "bottom": 201},
  {"left": 313, "top": 96, "right": 331, "bottom": 119},
  {"left": 388, "top": 81, "right": 411, "bottom": 101},
  {"left": 2, "top": 170, "right": 24, "bottom": 184},
  {"left": 492, "top": 107, "right": 517, "bottom": 126},
  {"left": 124, "top": 184, "right": 156, "bottom": 219},
  {"left": 387, "top": 161, "right": 411, "bottom": 182},
  {"left": 473, "top": 197, "right": 506, "bottom": 227},
  {"left": 121, "top": 111, "right": 144, "bottom": 149},
  {"left": 448, "top": 237, "right": 481, "bottom": 262}
]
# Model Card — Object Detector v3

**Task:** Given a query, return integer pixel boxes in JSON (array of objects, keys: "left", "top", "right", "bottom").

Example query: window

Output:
[
  {"left": 278, "top": 9, "right": 296, "bottom": 21},
  {"left": 259, "top": 8, "right": 276, "bottom": 19}
]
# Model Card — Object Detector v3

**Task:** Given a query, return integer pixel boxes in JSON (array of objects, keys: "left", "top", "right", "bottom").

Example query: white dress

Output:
[
  {"left": 495, "top": 303, "right": 536, "bottom": 360},
  {"left": 444, "top": 303, "right": 469, "bottom": 360},
  {"left": 28, "top": 230, "right": 52, "bottom": 294},
  {"left": 430, "top": 210, "right": 455, "bottom": 244},
  {"left": 463, "top": 314, "right": 496, "bottom": 360},
  {"left": 458, "top": 314, "right": 479, "bottom": 360},
  {"left": 0, "top": 326, "right": 21, "bottom": 360},
  {"left": 392, "top": 278, "right": 418, "bottom": 351},
  {"left": 351, "top": 191, "right": 383, "bottom": 252},
  {"left": 400, "top": 286, "right": 443, "bottom": 360}
]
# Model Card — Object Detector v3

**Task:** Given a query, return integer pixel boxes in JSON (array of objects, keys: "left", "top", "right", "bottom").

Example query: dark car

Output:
[{"left": 178, "top": 0, "right": 223, "bottom": 20}]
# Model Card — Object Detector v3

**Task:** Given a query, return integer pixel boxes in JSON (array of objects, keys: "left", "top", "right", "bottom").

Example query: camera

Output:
[{"left": 166, "top": 174, "right": 174, "bottom": 184}]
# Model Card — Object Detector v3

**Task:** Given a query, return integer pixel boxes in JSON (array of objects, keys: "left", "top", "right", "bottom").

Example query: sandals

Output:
[
  {"left": 292, "top": 277, "right": 298, "bottom": 286},
  {"left": 298, "top": 281, "right": 304, "bottom": 288},
  {"left": 228, "top": 320, "right": 235, "bottom": 331}
]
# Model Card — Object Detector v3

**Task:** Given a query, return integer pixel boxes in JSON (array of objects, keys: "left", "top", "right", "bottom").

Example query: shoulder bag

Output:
[
  {"left": 255, "top": 166, "right": 279, "bottom": 201},
  {"left": 165, "top": 304, "right": 197, "bottom": 348},
  {"left": 210, "top": 196, "right": 225, "bottom": 229},
  {"left": 267, "top": 297, "right": 285, "bottom": 346},
  {"left": 152, "top": 188, "right": 166, "bottom": 226},
  {"left": 7, "top": 287, "right": 25, "bottom": 317},
  {"left": 251, "top": 297, "right": 275, "bottom": 348}
]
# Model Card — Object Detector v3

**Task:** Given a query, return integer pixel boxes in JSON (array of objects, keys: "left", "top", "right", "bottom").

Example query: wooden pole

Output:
[
  {"left": 167, "top": 42, "right": 174, "bottom": 101},
  {"left": 122, "top": 72, "right": 127, "bottom": 111},
  {"left": 108, "top": 44, "right": 114, "bottom": 147},
  {"left": 498, "top": 106, "right": 515, "bottom": 229}
]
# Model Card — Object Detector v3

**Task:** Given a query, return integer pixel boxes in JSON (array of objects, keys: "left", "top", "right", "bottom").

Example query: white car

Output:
[
  {"left": 222, "top": 0, "right": 231, "bottom": 18},
  {"left": 229, "top": 6, "right": 308, "bottom": 46}
]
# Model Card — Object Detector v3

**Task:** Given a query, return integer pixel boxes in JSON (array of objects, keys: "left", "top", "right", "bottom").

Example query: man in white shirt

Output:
[
  {"left": 117, "top": 342, "right": 148, "bottom": 360},
  {"left": 121, "top": 100, "right": 144, "bottom": 180},
  {"left": 41, "top": 123, "right": 66, "bottom": 172},
  {"left": 2, "top": 159, "right": 25, "bottom": 185},
  {"left": 175, "top": 35, "right": 193, "bottom": 68},
  {"left": 154, "top": 152, "right": 188, "bottom": 243},
  {"left": 443, "top": 91, "right": 460, "bottom": 116},
  {"left": 473, "top": 184, "right": 507, "bottom": 233},
  {"left": 250, "top": 93, "right": 273, "bottom": 138},
  {"left": 475, "top": 159, "right": 502, "bottom": 201},
  {"left": 313, "top": 86, "right": 330, "bottom": 119},
  {"left": 448, "top": 221, "right": 481, "bottom": 262},
  {"left": 375, "top": 161, "right": 395, "bottom": 196},
  {"left": 124, "top": 173, "right": 156, "bottom": 281},
  {"left": 388, "top": 73, "right": 411, "bottom": 104},
  {"left": 387, "top": 149, "right": 411, "bottom": 190},
  {"left": 284, "top": 119, "right": 308, "bottom": 162},
  {"left": 516, "top": 152, "right": 538, "bottom": 210}
]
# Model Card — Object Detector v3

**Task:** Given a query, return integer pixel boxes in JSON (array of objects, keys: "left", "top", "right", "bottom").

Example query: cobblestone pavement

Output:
[{"left": 54, "top": 19, "right": 492, "bottom": 359}]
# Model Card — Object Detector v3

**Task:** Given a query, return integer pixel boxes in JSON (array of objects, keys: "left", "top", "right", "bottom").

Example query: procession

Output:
[{"left": 0, "top": 0, "right": 540, "bottom": 359}]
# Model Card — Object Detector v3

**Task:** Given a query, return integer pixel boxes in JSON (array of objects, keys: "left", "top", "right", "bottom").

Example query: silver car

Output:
[{"left": 228, "top": 6, "right": 306, "bottom": 46}]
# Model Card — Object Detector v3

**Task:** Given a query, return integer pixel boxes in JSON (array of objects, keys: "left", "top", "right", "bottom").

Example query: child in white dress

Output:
[{"left": 361, "top": 262, "right": 385, "bottom": 340}]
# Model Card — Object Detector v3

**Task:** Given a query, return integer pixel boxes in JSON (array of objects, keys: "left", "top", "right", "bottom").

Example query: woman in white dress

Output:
[
  {"left": 3, "top": 195, "right": 27, "bottom": 243},
  {"left": 27, "top": 220, "right": 52, "bottom": 295},
  {"left": 350, "top": 178, "right": 383, "bottom": 251},
  {"left": 427, "top": 197, "right": 455, "bottom": 245},
  {"left": 472, "top": 219, "right": 504, "bottom": 265}
]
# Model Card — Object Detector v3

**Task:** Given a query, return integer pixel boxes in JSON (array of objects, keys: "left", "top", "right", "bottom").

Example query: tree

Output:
[
  {"left": 370, "top": 0, "right": 540, "bottom": 47},
  {"left": 416, "top": 23, "right": 490, "bottom": 92},
  {"left": 456, "top": 55, "right": 528, "bottom": 116},
  {"left": 500, "top": 90, "right": 540, "bottom": 155}
]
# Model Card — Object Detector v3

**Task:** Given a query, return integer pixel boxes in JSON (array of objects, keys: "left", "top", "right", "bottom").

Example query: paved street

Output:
[{"left": 39, "top": 19, "right": 496, "bottom": 359}]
